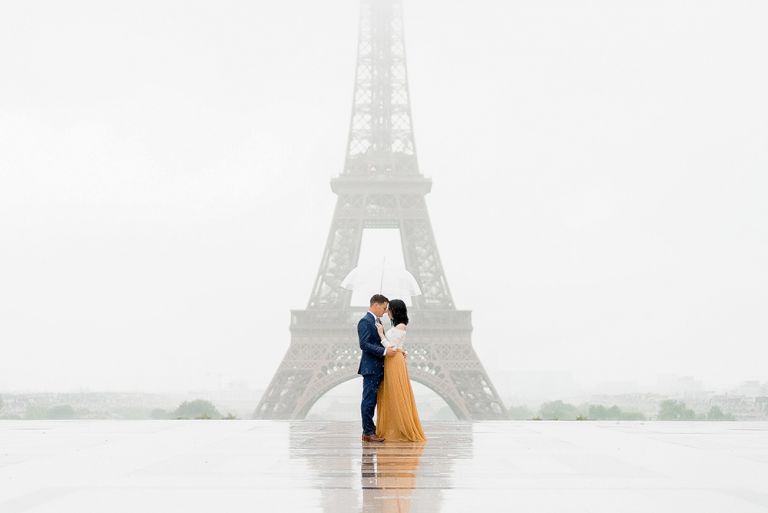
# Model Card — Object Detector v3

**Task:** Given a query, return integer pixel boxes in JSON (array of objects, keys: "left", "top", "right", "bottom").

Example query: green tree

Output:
[
  {"left": 173, "top": 399, "right": 221, "bottom": 419},
  {"left": 47, "top": 405, "right": 76, "bottom": 419},
  {"left": 658, "top": 400, "right": 696, "bottom": 420},
  {"left": 588, "top": 404, "right": 645, "bottom": 421},
  {"left": 25, "top": 405, "right": 47, "bottom": 419},
  {"left": 150, "top": 408, "right": 170, "bottom": 420},
  {"left": 508, "top": 405, "right": 534, "bottom": 420},
  {"left": 589, "top": 405, "right": 621, "bottom": 420},
  {"left": 706, "top": 406, "right": 735, "bottom": 421},
  {"left": 540, "top": 400, "right": 579, "bottom": 420},
  {"left": 619, "top": 410, "right": 646, "bottom": 420}
]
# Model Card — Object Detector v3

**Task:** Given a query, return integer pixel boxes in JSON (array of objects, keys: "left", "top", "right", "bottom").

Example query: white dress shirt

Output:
[{"left": 367, "top": 311, "right": 388, "bottom": 356}]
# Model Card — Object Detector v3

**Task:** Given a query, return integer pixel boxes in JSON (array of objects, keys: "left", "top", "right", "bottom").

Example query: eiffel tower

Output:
[{"left": 254, "top": 0, "right": 507, "bottom": 420}]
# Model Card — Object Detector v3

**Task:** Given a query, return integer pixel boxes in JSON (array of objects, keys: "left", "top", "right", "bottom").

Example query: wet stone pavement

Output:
[{"left": 1, "top": 420, "right": 768, "bottom": 512}]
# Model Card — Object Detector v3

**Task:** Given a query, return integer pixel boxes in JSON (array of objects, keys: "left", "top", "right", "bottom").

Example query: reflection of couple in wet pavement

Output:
[
  {"left": 288, "top": 422, "right": 473, "bottom": 513},
  {"left": 358, "top": 294, "right": 426, "bottom": 443},
  {"left": 361, "top": 441, "right": 426, "bottom": 513}
]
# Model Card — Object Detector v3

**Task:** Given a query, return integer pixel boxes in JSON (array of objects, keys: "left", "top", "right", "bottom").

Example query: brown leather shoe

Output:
[{"left": 362, "top": 434, "right": 385, "bottom": 443}]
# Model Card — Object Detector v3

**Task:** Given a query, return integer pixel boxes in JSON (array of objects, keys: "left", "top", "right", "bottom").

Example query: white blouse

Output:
[{"left": 380, "top": 326, "right": 407, "bottom": 350}]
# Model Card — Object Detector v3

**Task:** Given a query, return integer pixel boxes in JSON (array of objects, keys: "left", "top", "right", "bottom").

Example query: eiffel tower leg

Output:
[
  {"left": 254, "top": 320, "right": 363, "bottom": 419},
  {"left": 399, "top": 200, "right": 454, "bottom": 310},
  {"left": 402, "top": 313, "right": 507, "bottom": 420},
  {"left": 255, "top": 209, "right": 365, "bottom": 419},
  {"left": 308, "top": 211, "right": 364, "bottom": 310}
]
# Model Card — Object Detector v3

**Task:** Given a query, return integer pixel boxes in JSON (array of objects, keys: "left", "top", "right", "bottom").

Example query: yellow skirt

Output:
[{"left": 375, "top": 351, "right": 426, "bottom": 442}]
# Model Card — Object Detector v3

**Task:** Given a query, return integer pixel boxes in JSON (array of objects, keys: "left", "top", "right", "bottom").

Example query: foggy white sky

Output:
[{"left": 1, "top": 0, "right": 766, "bottom": 396}]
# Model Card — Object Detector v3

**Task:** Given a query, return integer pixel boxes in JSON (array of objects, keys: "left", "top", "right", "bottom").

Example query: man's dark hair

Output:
[{"left": 369, "top": 294, "right": 389, "bottom": 306}]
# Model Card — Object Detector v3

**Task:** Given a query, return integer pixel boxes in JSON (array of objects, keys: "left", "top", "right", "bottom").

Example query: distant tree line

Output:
[
  {"left": 657, "top": 400, "right": 734, "bottom": 421},
  {"left": 1, "top": 393, "right": 737, "bottom": 422},
  {"left": 506, "top": 400, "right": 646, "bottom": 421},
  {"left": 25, "top": 404, "right": 79, "bottom": 419},
  {"left": 5, "top": 398, "right": 237, "bottom": 420},
  {"left": 151, "top": 399, "right": 237, "bottom": 420},
  {"left": 507, "top": 399, "right": 735, "bottom": 421}
]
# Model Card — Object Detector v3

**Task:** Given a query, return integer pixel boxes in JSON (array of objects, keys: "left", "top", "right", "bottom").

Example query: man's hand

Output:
[{"left": 385, "top": 347, "right": 398, "bottom": 357}]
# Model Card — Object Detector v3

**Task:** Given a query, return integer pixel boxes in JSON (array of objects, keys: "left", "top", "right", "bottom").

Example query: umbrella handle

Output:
[{"left": 379, "top": 256, "right": 386, "bottom": 294}]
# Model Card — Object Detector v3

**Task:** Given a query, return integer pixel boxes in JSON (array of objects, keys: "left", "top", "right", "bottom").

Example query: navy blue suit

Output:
[{"left": 358, "top": 312, "right": 385, "bottom": 435}]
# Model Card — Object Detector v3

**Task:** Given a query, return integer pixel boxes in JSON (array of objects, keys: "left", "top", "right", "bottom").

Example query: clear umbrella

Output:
[{"left": 341, "top": 257, "right": 422, "bottom": 305}]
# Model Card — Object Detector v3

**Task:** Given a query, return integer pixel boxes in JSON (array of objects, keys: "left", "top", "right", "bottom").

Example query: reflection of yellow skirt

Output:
[{"left": 375, "top": 352, "right": 426, "bottom": 442}]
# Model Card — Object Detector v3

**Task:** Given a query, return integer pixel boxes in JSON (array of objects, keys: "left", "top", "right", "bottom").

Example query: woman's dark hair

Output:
[{"left": 388, "top": 299, "right": 409, "bottom": 326}]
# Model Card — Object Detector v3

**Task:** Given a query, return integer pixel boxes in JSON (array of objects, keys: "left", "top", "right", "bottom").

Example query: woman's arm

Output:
[{"left": 376, "top": 323, "right": 392, "bottom": 347}]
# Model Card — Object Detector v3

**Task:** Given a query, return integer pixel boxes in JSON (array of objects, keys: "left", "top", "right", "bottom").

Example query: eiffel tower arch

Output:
[{"left": 254, "top": 0, "right": 507, "bottom": 420}]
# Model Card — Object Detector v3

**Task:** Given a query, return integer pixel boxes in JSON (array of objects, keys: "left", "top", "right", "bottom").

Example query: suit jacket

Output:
[{"left": 357, "top": 312, "right": 385, "bottom": 376}]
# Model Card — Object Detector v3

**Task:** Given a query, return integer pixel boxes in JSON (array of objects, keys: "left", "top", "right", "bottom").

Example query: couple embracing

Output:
[{"left": 358, "top": 294, "right": 426, "bottom": 443}]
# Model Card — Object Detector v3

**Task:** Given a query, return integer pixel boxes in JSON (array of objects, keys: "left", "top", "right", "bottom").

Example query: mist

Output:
[{"left": 1, "top": 0, "right": 766, "bottom": 401}]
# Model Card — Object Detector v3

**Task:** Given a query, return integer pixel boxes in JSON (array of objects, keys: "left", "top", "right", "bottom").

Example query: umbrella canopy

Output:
[{"left": 341, "top": 259, "right": 422, "bottom": 305}]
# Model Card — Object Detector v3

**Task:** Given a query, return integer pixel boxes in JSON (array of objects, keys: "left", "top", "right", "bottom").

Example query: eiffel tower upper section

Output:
[
  {"left": 336, "top": 0, "right": 428, "bottom": 184},
  {"left": 307, "top": 0, "right": 455, "bottom": 313},
  {"left": 343, "top": 0, "right": 419, "bottom": 176}
]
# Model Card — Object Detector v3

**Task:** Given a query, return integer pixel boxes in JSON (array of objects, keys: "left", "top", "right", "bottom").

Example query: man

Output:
[{"left": 358, "top": 294, "right": 398, "bottom": 442}]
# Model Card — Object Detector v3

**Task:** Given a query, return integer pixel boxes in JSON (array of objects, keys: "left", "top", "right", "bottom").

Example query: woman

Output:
[{"left": 374, "top": 299, "right": 426, "bottom": 442}]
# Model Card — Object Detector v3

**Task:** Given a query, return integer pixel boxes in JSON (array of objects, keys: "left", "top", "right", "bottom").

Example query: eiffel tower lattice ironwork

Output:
[{"left": 254, "top": 0, "right": 507, "bottom": 420}]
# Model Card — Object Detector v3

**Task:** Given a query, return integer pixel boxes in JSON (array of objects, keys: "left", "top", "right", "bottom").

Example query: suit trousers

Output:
[{"left": 361, "top": 372, "right": 383, "bottom": 435}]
